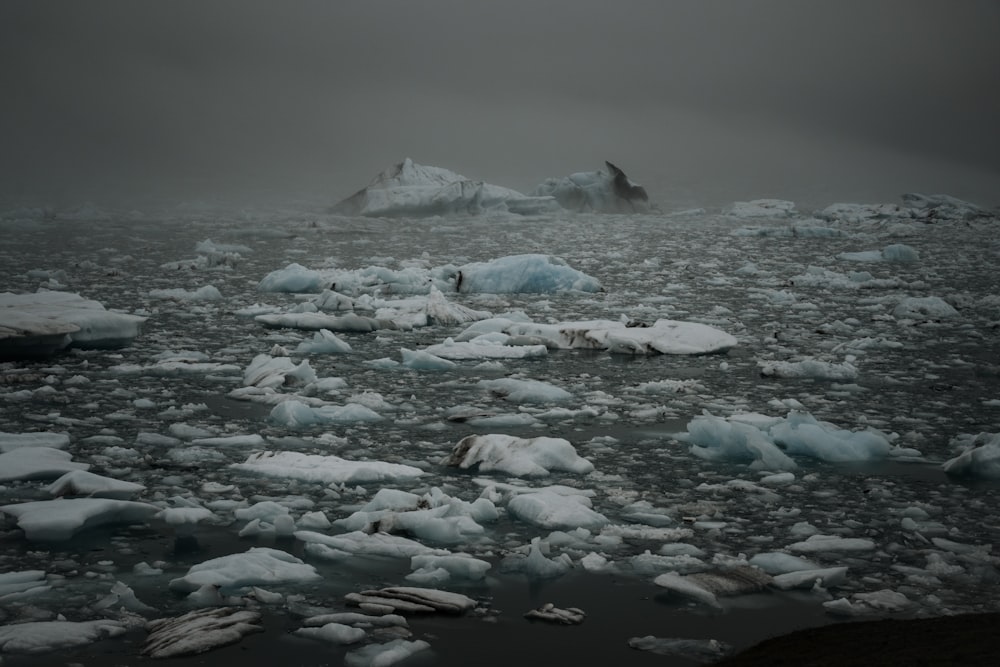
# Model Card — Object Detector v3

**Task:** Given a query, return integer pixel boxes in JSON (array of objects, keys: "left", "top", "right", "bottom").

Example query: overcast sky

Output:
[{"left": 2, "top": 1, "right": 998, "bottom": 207}]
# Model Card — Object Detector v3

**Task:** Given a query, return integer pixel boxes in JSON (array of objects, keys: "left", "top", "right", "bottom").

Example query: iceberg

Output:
[
  {"left": 333, "top": 158, "right": 651, "bottom": 217},
  {"left": 332, "top": 158, "right": 560, "bottom": 217},
  {"left": 456, "top": 253, "right": 602, "bottom": 293},
  {"left": 531, "top": 161, "right": 651, "bottom": 213},
  {"left": 0, "top": 291, "right": 146, "bottom": 360}
]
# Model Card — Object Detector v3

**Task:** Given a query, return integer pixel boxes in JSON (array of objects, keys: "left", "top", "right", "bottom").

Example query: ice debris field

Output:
[{"left": 1, "top": 179, "right": 999, "bottom": 664}]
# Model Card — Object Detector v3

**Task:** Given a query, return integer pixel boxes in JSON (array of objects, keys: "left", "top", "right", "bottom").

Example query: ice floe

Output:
[
  {"left": 0, "top": 290, "right": 145, "bottom": 359},
  {"left": 0, "top": 498, "right": 158, "bottom": 540}
]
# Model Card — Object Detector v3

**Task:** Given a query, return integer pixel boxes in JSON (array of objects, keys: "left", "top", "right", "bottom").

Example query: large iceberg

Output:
[
  {"left": 532, "top": 161, "right": 651, "bottom": 213},
  {"left": 332, "top": 158, "right": 560, "bottom": 217},
  {"left": 332, "top": 158, "right": 651, "bottom": 217}
]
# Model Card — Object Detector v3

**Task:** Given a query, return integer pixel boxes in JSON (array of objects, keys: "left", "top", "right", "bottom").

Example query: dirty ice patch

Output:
[
  {"left": 168, "top": 547, "right": 321, "bottom": 593},
  {"left": 231, "top": 451, "right": 423, "bottom": 485},
  {"left": 296, "top": 530, "right": 449, "bottom": 560},
  {"left": 504, "top": 319, "right": 737, "bottom": 355},
  {"left": 456, "top": 254, "right": 601, "bottom": 293},
  {"left": 444, "top": 434, "right": 594, "bottom": 476}
]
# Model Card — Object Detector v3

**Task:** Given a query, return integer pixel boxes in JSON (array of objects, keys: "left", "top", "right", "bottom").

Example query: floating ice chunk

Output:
[
  {"left": 478, "top": 377, "right": 572, "bottom": 403},
  {"left": 457, "top": 254, "right": 601, "bottom": 294},
  {"left": 409, "top": 554, "right": 491, "bottom": 581},
  {"left": 942, "top": 433, "right": 1000, "bottom": 478},
  {"left": 788, "top": 534, "right": 876, "bottom": 553},
  {"left": 302, "top": 612, "right": 408, "bottom": 630},
  {"left": 823, "top": 589, "right": 912, "bottom": 616},
  {"left": 256, "top": 311, "right": 395, "bottom": 332},
  {"left": 297, "top": 530, "right": 448, "bottom": 560},
  {"left": 232, "top": 451, "right": 422, "bottom": 485},
  {"left": 169, "top": 547, "right": 320, "bottom": 594},
  {"left": 157, "top": 507, "right": 214, "bottom": 527},
  {"left": 422, "top": 285, "right": 494, "bottom": 325},
  {"left": 653, "top": 572, "right": 721, "bottom": 608},
  {"left": 93, "top": 580, "right": 157, "bottom": 613},
  {"left": 294, "top": 622, "right": 366, "bottom": 645},
  {"left": 344, "top": 638, "right": 432, "bottom": 667},
  {"left": 257, "top": 263, "right": 325, "bottom": 293},
  {"left": 837, "top": 250, "right": 885, "bottom": 262},
  {"left": 400, "top": 348, "right": 456, "bottom": 370},
  {"left": 506, "top": 318, "right": 737, "bottom": 355},
  {"left": 893, "top": 296, "right": 958, "bottom": 320},
  {"left": 771, "top": 567, "right": 849, "bottom": 590},
  {"left": 628, "top": 636, "right": 734, "bottom": 661},
  {"left": 268, "top": 400, "right": 383, "bottom": 427},
  {"left": 788, "top": 266, "right": 903, "bottom": 289},
  {"left": 770, "top": 411, "right": 892, "bottom": 462},
  {"left": 142, "top": 608, "right": 264, "bottom": 658},
  {"left": 0, "top": 570, "right": 49, "bottom": 599},
  {"left": 882, "top": 244, "right": 920, "bottom": 262},
  {"left": 361, "top": 489, "right": 422, "bottom": 512},
  {"left": 748, "top": 552, "right": 821, "bottom": 575},
  {"left": 148, "top": 285, "right": 223, "bottom": 301},
  {"left": 341, "top": 507, "right": 485, "bottom": 546},
  {"left": 678, "top": 413, "right": 797, "bottom": 471},
  {"left": 507, "top": 491, "right": 608, "bottom": 530},
  {"left": 524, "top": 603, "right": 585, "bottom": 624},
  {"left": 503, "top": 537, "right": 574, "bottom": 579},
  {"left": 0, "top": 290, "right": 146, "bottom": 359},
  {"left": 422, "top": 337, "right": 548, "bottom": 360},
  {"left": 725, "top": 199, "right": 797, "bottom": 218},
  {"left": 0, "top": 431, "right": 70, "bottom": 452},
  {"left": 0, "top": 447, "right": 89, "bottom": 482},
  {"left": 346, "top": 586, "right": 477, "bottom": 615},
  {"left": 243, "top": 354, "right": 316, "bottom": 389},
  {"left": 0, "top": 619, "right": 125, "bottom": 655},
  {"left": 444, "top": 434, "right": 594, "bottom": 476},
  {"left": 295, "top": 329, "right": 352, "bottom": 355},
  {"left": 758, "top": 358, "right": 859, "bottom": 381},
  {"left": 45, "top": 470, "right": 145, "bottom": 499},
  {"left": 0, "top": 498, "right": 158, "bottom": 541},
  {"left": 191, "top": 434, "right": 268, "bottom": 448}
]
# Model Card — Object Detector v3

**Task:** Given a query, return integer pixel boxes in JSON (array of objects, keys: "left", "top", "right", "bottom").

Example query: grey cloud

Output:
[{"left": 1, "top": 1, "right": 997, "bottom": 206}]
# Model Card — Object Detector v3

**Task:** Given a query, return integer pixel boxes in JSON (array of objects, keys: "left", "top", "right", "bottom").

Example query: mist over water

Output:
[{"left": 1, "top": 1, "right": 998, "bottom": 209}]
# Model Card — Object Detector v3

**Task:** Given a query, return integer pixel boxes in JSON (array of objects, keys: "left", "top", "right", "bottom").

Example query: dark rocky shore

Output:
[{"left": 715, "top": 612, "right": 1000, "bottom": 666}]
